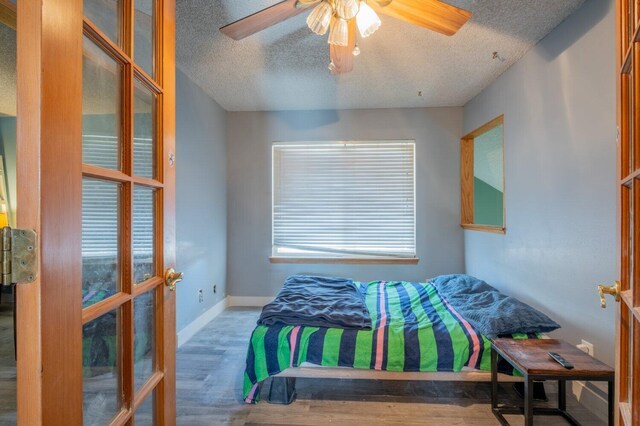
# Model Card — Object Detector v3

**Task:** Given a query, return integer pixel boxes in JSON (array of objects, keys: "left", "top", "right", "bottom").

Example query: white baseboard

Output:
[
  {"left": 228, "top": 296, "right": 273, "bottom": 307},
  {"left": 177, "top": 297, "right": 229, "bottom": 348},
  {"left": 572, "top": 380, "right": 608, "bottom": 422}
]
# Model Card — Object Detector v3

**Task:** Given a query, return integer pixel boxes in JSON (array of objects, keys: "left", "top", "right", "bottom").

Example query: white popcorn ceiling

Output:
[
  {"left": 176, "top": 0, "right": 585, "bottom": 111},
  {"left": 0, "top": 0, "right": 588, "bottom": 116}
]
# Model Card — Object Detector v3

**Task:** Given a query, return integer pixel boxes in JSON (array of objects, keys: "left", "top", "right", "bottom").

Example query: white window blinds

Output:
[
  {"left": 82, "top": 135, "right": 155, "bottom": 257},
  {"left": 272, "top": 141, "right": 416, "bottom": 258}
]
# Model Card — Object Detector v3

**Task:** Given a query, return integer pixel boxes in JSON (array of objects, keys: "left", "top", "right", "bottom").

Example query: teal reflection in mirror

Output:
[
  {"left": 473, "top": 124, "right": 504, "bottom": 227},
  {"left": 461, "top": 116, "right": 505, "bottom": 232}
]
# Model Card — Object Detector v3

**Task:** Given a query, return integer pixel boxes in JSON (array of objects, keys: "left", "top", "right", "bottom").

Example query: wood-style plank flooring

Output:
[
  {"left": 0, "top": 304, "right": 608, "bottom": 425},
  {"left": 176, "top": 307, "right": 605, "bottom": 425},
  {"left": 0, "top": 302, "right": 16, "bottom": 426}
]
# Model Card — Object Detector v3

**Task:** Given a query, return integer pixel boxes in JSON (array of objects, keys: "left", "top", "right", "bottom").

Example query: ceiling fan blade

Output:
[
  {"left": 220, "top": 0, "right": 310, "bottom": 41},
  {"left": 372, "top": 0, "right": 471, "bottom": 36},
  {"left": 329, "top": 20, "right": 356, "bottom": 75}
]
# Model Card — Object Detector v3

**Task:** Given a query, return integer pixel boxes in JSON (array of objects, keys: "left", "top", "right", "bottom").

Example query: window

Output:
[
  {"left": 272, "top": 141, "right": 417, "bottom": 262},
  {"left": 460, "top": 115, "right": 505, "bottom": 233}
]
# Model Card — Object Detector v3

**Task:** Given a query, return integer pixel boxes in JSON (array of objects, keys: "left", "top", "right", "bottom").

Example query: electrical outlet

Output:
[
  {"left": 213, "top": 284, "right": 217, "bottom": 294},
  {"left": 198, "top": 289, "right": 204, "bottom": 303},
  {"left": 577, "top": 339, "right": 594, "bottom": 356}
]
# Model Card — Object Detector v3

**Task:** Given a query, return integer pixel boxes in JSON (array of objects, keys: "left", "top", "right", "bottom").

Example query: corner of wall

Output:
[{"left": 175, "top": 70, "right": 229, "bottom": 332}]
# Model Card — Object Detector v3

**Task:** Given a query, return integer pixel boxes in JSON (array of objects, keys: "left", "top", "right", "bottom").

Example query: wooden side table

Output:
[{"left": 491, "top": 338, "right": 615, "bottom": 426}]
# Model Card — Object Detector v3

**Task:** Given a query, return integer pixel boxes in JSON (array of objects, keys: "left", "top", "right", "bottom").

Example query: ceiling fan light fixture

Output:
[
  {"left": 335, "top": 0, "right": 360, "bottom": 20},
  {"left": 356, "top": 1, "right": 381, "bottom": 38},
  {"left": 306, "top": 1, "right": 333, "bottom": 35},
  {"left": 328, "top": 17, "right": 349, "bottom": 46}
]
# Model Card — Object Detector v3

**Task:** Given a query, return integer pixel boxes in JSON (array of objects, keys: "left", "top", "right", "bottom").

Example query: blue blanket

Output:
[
  {"left": 431, "top": 274, "right": 560, "bottom": 338},
  {"left": 258, "top": 275, "right": 372, "bottom": 329}
]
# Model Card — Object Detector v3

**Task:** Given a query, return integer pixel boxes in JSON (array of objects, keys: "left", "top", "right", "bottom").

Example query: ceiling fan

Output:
[{"left": 219, "top": 0, "right": 472, "bottom": 75}]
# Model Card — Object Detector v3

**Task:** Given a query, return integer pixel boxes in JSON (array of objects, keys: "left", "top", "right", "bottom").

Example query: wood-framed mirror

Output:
[{"left": 460, "top": 115, "right": 505, "bottom": 234}]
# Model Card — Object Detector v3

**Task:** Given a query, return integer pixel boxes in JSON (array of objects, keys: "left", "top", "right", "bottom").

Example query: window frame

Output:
[
  {"left": 460, "top": 115, "right": 506, "bottom": 234},
  {"left": 270, "top": 140, "right": 419, "bottom": 265}
]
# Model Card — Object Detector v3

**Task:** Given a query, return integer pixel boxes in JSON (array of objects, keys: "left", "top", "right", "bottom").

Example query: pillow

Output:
[{"left": 430, "top": 274, "right": 560, "bottom": 338}]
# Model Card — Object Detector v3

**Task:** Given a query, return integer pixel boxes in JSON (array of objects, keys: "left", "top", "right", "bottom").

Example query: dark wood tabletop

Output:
[{"left": 492, "top": 338, "right": 615, "bottom": 379}]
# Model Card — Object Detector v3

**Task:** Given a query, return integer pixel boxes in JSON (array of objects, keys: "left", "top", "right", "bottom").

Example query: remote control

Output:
[{"left": 548, "top": 352, "right": 574, "bottom": 369}]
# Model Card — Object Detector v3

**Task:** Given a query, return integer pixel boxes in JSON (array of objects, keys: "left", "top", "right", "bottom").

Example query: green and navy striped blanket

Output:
[{"left": 243, "top": 281, "right": 538, "bottom": 403}]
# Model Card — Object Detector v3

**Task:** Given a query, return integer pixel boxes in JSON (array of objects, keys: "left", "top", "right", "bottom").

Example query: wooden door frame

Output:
[
  {"left": 17, "top": 0, "right": 84, "bottom": 422},
  {"left": 15, "top": 0, "right": 44, "bottom": 421},
  {"left": 15, "top": 0, "right": 177, "bottom": 422},
  {"left": 160, "top": 0, "right": 176, "bottom": 422},
  {"left": 615, "top": 1, "right": 621, "bottom": 424},
  {"left": 616, "top": 0, "right": 640, "bottom": 424}
]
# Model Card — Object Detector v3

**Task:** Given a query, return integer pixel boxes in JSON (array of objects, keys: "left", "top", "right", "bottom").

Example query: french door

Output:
[
  {"left": 617, "top": 0, "right": 640, "bottom": 424},
  {"left": 15, "top": 0, "right": 177, "bottom": 423}
]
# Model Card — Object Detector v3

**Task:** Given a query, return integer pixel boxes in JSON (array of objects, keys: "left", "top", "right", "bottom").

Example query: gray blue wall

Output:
[
  {"left": 227, "top": 108, "right": 465, "bottom": 297},
  {"left": 463, "top": 0, "right": 616, "bottom": 366},
  {"left": 176, "top": 69, "right": 227, "bottom": 332}
]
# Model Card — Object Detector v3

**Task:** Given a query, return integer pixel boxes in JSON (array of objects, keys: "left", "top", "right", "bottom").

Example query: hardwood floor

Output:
[
  {"left": 176, "top": 307, "right": 605, "bottom": 426},
  {"left": 0, "top": 304, "right": 607, "bottom": 425},
  {"left": 0, "top": 300, "right": 16, "bottom": 426}
]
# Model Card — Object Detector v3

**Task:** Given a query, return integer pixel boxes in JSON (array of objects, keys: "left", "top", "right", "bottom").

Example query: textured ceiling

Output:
[{"left": 176, "top": 0, "right": 585, "bottom": 111}]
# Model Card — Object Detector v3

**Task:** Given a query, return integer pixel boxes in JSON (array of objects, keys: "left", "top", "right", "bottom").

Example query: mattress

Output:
[{"left": 243, "top": 281, "right": 539, "bottom": 403}]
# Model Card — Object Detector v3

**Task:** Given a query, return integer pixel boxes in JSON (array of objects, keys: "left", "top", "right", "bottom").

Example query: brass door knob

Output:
[
  {"left": 165, "top": 268, "right": 184, "bottom": 292},
  {"left": 597, "top": 281, "right": 621, "bottom": 308}
]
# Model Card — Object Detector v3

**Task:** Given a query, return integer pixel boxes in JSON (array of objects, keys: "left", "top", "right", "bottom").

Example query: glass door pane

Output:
[
  {"left": 133, "top": 79, "right": 156, "bottom": 179},
  {"left": 82, "top": 178, "right": 121, "bottom": 307},
  {"left": 82, "top": 36, "right": 123, "bottom": 171},
  {"left": 134, "top": 391, "right": 155, "bottom": 425},
  {"left": 84, "top": 0, "right": 122, "bottom": 47},
  {"left": 0, "top": 1, "right": 17, "bottom": 422},
  {"left": 133, "top": 185, "right": 156, "bottom": 284},
  {"left": 628, "top": 0, "right": 635, "bottom": 45},
  {"left": 82, "top": 308, "right": 122, "bottom": 425},
  {"left": 134, "top": 288, "right": 155, "bottom": 391},
  {"left": 628, "top": 69, "right": 635, "bottom": 176},
  {"left": 134, "top": 0, "right": 155, "bottom": 77},
  {"left": 629, "top": 317, "right": 634, "bottom": 405},
  {"left": 633, "top": 318, "right": 640, "bottom": 419}
]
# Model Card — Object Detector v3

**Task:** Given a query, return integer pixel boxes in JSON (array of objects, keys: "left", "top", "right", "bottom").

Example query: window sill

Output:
[
  {"left": 269, "top": 256, "right": 420, "bottom": 265},
  {"left": 460, "top": 223, "right": 506, "bottom": 234}
]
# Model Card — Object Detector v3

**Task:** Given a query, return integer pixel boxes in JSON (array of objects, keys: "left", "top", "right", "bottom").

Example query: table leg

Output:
[
  {"left": 608, "top": 380, "right": 614, "bottom": 426},
  {"left": 491, "top": 347, "right": 498, "bottom": 410},
  {"left": 558, "top": 379, "right": 566, "bottom": 411},
  {"left": 524, "top": 377, "right": 533, "bottom": 426}
]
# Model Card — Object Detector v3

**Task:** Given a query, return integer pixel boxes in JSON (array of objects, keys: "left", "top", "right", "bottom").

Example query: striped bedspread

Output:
[{"left": 243, "top": 281, "right": 538, "bottom": 403}]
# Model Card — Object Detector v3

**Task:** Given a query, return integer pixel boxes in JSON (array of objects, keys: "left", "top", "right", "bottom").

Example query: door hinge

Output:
[{"left": 1, "top": 227, "right": 38, "bottom": 286}]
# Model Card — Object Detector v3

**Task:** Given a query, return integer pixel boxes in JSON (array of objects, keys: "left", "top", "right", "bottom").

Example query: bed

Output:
[{"left": 243, "top": 275, "right": 558, "bottom": 404}]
